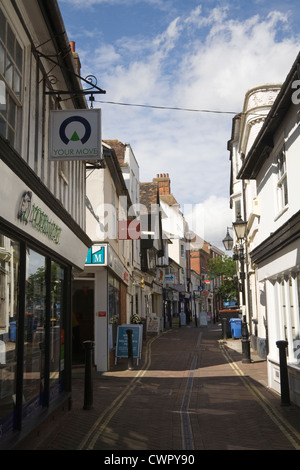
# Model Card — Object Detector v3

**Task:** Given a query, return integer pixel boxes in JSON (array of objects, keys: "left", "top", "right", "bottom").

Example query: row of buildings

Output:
[
  {"left": 228, "top": 53, "right": 300, "bottom": 407},
  {"left": 0, "top": 0, "right": 223, "bottom": 448},
  {"left": 78, "top": 148, "right": 223, "bottom": 370}
]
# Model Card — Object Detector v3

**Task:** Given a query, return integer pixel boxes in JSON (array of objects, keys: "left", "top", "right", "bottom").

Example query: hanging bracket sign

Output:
[{"left": 49, "top": 109, "right": 101, "bottom": 161}]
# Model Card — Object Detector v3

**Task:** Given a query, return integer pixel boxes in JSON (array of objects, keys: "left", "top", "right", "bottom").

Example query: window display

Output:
[
  {"left": 0, "top": 231, "right": 68, "bottom": 441},
  {"left": 0, "top": 234, "right": 19, "bottom": 437}
]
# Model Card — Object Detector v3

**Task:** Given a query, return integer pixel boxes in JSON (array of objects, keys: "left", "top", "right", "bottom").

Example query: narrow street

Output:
[{"left": 31, "top": 324, "right": 300, "bottom": 452}]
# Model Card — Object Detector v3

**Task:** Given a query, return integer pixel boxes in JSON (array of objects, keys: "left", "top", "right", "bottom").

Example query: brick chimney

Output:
[
  {"left": 153, "top": 173, "right": 171, "bottom": 195},
  {"left": 69, "top": 41, "right": 81, "bottom": 75}
]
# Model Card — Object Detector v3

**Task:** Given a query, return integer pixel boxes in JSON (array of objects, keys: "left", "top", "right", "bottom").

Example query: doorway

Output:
[{"left": 72, "top": 280, "right": 94, "bottom": 364}]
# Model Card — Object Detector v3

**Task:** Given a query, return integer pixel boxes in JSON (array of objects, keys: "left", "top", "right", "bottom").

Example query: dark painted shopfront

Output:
[{"left": 0, "top": 142, "right": 91, "bottom": 448}]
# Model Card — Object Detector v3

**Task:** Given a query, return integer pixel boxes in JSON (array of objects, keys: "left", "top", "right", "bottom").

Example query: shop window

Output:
[
  {"left": 50, "top": 261, "right": 65, "bottom": 399},
  {"left": 0, "top": 230, "right": 69, "bottom": 442},
  {"left": 108, "top": 274, "right": 120, "bottom": 348},
  {"left": 0, "top": 233, "right": 19, "bottom": 439},
  {"left": 0, "top": 8, "right": 23, "bottom": 150},
  {"left": 276, "top": 274, "right": 300, "bottom": 364},
  {"left": 23, "top": 249, "right": 46, "bottom": 420}
]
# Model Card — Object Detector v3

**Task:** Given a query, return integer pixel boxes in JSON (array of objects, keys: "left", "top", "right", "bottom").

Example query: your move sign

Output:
[{"left": 49, "top": 109, "right": 101, "bottom": 160}]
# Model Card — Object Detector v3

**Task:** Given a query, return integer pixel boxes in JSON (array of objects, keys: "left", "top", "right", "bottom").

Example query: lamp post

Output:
[
  {"left": 223, "top": 215, "right": 251, "bottom": 363},
  {"left": 222, "top": 228, "right": 234, "bottom": 251}
]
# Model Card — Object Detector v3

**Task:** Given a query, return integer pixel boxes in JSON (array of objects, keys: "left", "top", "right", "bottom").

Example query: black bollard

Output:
[
  {"left": 241, "top": 315, "right": 251, "bottom": 363},
  {"left": 126, "top": 329, "right": 134, "bottom": 370},
  {"left": 222, "top": 317, "right": 227, "bottom": 340},
  {"left": 276, "top": 340, "right": 290, "bottom": 406},
  {"left": 83, "top": 340, "right": 94, "bottom": 410}
]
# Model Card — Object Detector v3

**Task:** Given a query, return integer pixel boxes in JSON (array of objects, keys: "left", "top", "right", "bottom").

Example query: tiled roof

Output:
[
  {"left": 140, "top": 182, "right": 159, "bottom": 211},
  {"left": 103, "top": 140, "right": 127, "bottom": 166}
]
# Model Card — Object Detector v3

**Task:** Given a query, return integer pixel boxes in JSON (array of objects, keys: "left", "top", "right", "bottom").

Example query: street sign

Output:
[
  {"left": 85, "top": 244, "right": 106, "bottom": 265},
  {"left": 49, "top": 109, "right": 101, "bottom": 161}
]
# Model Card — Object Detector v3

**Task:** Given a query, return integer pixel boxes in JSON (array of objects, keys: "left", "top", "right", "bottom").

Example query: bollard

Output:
[
  {"left": 126, "top": 329, "right": 134, "bottom": 370},
  {"left": 83, "top": 340, "right": 94, "bottom": 410},
  {"left": 222, "top": 317, "right": 227, "bottom": 340},
  {"left": 276, "top": 340, "right": 290, "bottom": 406},
  {"left": 241, "top": 315, "right": 251, "bottom": 363}
]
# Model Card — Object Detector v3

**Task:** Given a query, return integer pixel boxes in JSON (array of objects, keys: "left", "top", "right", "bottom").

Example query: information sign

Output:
[{"left": 115, "top": 324, "right": 143, "bottom": 365}]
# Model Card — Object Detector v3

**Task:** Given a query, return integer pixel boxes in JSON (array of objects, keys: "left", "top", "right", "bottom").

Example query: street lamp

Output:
[
  {"left": 223, "top": 215, "right": 251, "bottom": 364},
  {"left": 233, "top": 214, "right": 247, "bottom": 241},
  {"left": 222, "top": 228, "right": 234, "bottom": 251}
]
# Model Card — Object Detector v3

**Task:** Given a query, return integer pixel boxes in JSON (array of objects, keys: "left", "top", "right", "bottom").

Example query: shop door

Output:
[{"left": 72, "top": 281, "right": 94, "bottom": 364}]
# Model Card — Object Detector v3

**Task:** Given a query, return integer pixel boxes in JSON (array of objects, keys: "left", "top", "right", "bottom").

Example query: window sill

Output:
[{"left": 274, "top": 205, "right": 289, "bottom": 222}]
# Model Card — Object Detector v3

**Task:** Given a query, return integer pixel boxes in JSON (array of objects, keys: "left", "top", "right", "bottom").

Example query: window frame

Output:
[
  {"left": 275, "top": 145, "right": 288, "bottom": 215},
  {"left": 0, "top": 7, "right": 23, "bottom": 150}
]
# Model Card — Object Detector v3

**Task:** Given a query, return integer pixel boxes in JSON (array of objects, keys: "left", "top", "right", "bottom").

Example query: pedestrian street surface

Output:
[{"left": 34, "top": 323, "right": 300, "bottom": 453}]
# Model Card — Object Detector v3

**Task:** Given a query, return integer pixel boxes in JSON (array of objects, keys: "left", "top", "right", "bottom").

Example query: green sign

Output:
[
  {"left": 85, "top": 245, "right": 106, "bottom": 265},
  {"left": 17, "top": 191, "right": 62, "bottom": 244}
]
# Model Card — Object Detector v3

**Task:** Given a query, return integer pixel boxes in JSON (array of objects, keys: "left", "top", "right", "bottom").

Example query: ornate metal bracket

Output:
[{"left": 36, "top": 48, "right": 106, "bottom": 99}]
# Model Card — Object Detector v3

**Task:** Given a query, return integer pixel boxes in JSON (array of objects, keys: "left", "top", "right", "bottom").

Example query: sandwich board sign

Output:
[
  {"left": 115, "top": 324, "right": 143, "bottom": 365},
  {"left": 49, "top": 109, "right": 101, "bottom": 161}
]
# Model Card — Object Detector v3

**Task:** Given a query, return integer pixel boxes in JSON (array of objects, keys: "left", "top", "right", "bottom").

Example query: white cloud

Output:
[
  {"left": 184, "top": 195, "right": 232, "bottom": 250},
  {"left": 68, "top": 4, "right": 300, "bottom": 245}
]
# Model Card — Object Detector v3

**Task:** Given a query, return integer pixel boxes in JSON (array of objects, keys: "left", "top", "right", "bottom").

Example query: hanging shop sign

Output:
[
  {"left": 17, "top": 190, "right": 62, "bottom": 244},
  {"left": 49, "top": 109, "right": 101, "bottom": 161},
  {"left": 85, "top": 244, "right": 107, "bottom": 265}
]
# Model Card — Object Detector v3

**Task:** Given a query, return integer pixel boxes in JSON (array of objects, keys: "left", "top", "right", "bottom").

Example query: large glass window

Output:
[
  {"left": 0, "top": 8, "right": 23, "bottom": 149},
  {"left": 23, "top": 249, "right": 46, "bottom": 420},
  {"left": 0, "top": 233, "right": 19, "bottom": 439},
  {"left": 0, "top": 229, "right": 69, "bottom": 442},
  {"left": 276, "top": 274, "right": 300, "bottom": 364},
  {"left": 49, "top": 261, "right": 65, "bottom": 400},
  {"left": 108, "top": 274, "right": 120, "bottom": 348}
]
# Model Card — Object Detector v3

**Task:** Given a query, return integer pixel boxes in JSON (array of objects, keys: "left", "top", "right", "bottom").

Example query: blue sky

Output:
[{"left": 58, "top": 0, "right": 300, "bottom": 249}]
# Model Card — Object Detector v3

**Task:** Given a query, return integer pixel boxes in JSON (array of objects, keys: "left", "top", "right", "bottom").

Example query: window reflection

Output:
[
  {"left": 50, "top": 262, "right": 64, "bottom": 398},
  {"left": 23, "top": 250, "right": 45, "bottom": 419},
  {"left": 0, "top": 233, "right": 19, "bottom": 438}
]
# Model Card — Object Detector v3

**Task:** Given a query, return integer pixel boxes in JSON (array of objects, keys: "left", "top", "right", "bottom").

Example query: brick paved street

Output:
[{"left": 19, "top": 324, "right": 300, "bottom": 452}]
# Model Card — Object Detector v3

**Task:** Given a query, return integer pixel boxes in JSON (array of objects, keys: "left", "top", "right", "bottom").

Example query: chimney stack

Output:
[
  {"left": 69, "top": 41, "right": 81, "bottom": 75},
  {"left": 153, "top": 173, "right": 171, "bottom": 195}
]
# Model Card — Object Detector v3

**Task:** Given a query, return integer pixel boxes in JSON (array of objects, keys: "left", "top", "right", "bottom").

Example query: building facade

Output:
[
  {"left": 0, "top": 1, "right": 91, "bottom": 448},
  {"left": 231, "top": 52, "right": 300, "bottom": 406},
  {"left": 76, "top": 141, "right": 137, "bottom": 371},
  {"left": 228, "top": 83, "right": 281, "bottom": 355}
]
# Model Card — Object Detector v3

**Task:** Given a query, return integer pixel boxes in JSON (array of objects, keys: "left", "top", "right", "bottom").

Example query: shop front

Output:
[
  {"left": 0, "top": 159, "right": 90, "bottom": 448},
  {"left": 82, "top": 243, "right": 129, "bottom": 371}
]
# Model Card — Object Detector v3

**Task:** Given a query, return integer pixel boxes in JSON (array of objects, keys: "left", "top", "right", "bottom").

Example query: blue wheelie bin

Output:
[
  {"left": 230, "top": 318, "right": 242, "bottom": 339},
  {"left": 9, "top": 321, "right": 16, "bottom": 342}
]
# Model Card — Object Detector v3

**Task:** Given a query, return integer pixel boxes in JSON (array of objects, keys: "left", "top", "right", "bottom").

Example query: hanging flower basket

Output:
[{"left": 130, "top": 313, "right": 141, "bottom": 324}]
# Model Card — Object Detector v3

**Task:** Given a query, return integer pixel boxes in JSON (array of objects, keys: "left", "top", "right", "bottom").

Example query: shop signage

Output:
[
  {"left": 115, "top": 325, "right": 143, "bottom": 365},
  {"left": 17, "top": 191, "right": 62, "bottom": 244},
  {"left": 97, "top": 311, "right": 106, "bottom": 317},
  {"left": 49, "top": 109, "right": 101, "bottom": 161},
  {"left": 85, "top": 244, "right": 106, "bottom": 265},
  {"left": 107, "top": 246, "right": 129, "bottom": 285},
  {"left": 147, "top": 315, "right": 159, "bottom": 333}
]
